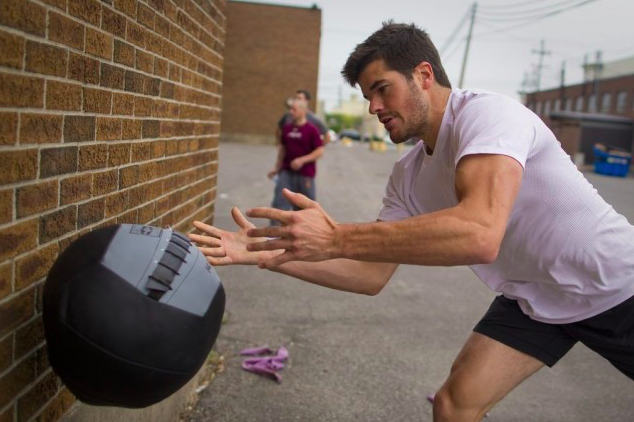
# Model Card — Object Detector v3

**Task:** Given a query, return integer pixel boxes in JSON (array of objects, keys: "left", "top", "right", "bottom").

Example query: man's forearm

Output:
[
  {"left": 298, "top": 146, "right": 324, "bottom": 165},
  {"left": 335, "top": 206, "right": 500, "bottom": 266},
  {"left": 270, "top": 258, "right": 397, "bottom": 295}
]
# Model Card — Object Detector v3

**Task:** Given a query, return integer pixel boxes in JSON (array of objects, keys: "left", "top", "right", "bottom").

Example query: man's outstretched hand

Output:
[
  {"left": 246, "top": 188, "right": 341, "bottom": 269},
  {"left": 189, "top": 207, "right": 280, "bottom": 266}
]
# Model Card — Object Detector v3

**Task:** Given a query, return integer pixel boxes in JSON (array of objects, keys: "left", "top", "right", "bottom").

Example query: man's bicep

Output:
[{"left": 455, "top": 154, "right": 523, "bottom": 228}]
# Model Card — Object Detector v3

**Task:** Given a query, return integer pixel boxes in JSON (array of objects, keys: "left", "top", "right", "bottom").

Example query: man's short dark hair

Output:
[
  {"left": 296, "top": 89, "right": 312, "bottom": 101},
  {"left": 342, "top": 21, "right": 451, "bottom": 89}
]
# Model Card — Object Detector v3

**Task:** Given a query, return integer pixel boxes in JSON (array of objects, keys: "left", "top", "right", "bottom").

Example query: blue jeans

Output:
[{"left": 270, "top": 170, "right": 316, "bottom": 226}]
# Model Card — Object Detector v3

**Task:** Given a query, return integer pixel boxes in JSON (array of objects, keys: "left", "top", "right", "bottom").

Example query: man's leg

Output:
[
  {"left": 433, "top": 332, "right": 544, "bottom": 422},
  {"left": 271, "top": 171, "right": 293, "bottom": 226}
]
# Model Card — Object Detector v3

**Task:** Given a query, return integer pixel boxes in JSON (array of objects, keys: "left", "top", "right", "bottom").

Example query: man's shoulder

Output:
[{"left": 306, "top": 112, "right": 327, "bottom": 133}]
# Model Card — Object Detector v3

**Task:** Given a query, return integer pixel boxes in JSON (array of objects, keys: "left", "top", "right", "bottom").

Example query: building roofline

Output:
[
  {"left": 550, "top": 110, "right": 634, "bottom": 125},
  {"left": 228, "top": 0, "right": 321, "bottom": 11}
]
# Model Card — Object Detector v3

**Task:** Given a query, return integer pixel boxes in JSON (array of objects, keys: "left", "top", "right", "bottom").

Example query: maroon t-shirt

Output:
[{"left": 281, "top": 121, "right": 323, "bottom": 178}]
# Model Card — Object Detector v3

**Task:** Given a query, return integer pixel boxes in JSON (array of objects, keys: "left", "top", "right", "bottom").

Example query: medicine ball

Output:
[{"left": 43, "top": 224, "right": 225, "bottom": 408}]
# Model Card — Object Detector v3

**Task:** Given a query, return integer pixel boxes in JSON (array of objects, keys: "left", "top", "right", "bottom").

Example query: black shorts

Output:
[{"left": 474, "top": 295, "right": 634, "bottom": 380}]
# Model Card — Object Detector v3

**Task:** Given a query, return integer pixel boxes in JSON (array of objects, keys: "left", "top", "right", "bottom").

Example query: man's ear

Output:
[{"left": 413, "top": 61, "right": 434, "bottom": 89}]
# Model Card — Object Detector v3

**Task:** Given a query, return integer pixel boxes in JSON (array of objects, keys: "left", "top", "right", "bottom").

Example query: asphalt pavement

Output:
[{"left": 184, "top": 140, "right": 634, "bottom": 422}]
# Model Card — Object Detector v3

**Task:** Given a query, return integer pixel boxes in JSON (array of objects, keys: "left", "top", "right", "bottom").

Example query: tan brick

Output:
[
  {"left": 19, "top": 114, "right": 63, "bottom": 144},
  {"left": 0, "top": 149, "right": 38, "bottom": 184},
  {"left": 134, "top": 96, "right": 153, "bottom": 116},
  {"left": 108, "top": 143, "right": 130, "bottom": 166},
  {"left": 60, "top": 174, "right": 92, "bottom": 205},
  {"left": 68, "top": 52, "right": 100, "bottom": 85},
  {"left": 14, "top": 316, "right": 45, "bottom": 363},
  {"left": 168, "top": 62, "right": 181, "bottom": 81},
  {"left": 15, "top": 244, "right": 59, "bottom": 291},
  {"left": 122, "top": 118, "right": 142, "bottom": 139},
  {"left": 25, "top": 41, "right": 66, "bottom": 78},
  {"left": 92, "top": 169, "right": 117, "bottom": 195},
  {"left": 119, "top": 165, "right": 139, "bottom": 188},
  {"left": 124, "top": 70, "right": 145, "bottom": 93},
  {"left": 40, "top": 146, "right": 78, "bottom": 178},
  {"left": 141, "top": 120, "right": 160, "bottom": 139},
  {"left": 1, "top": 352, "right": 41, "bottom": 413},
  {"left": 115, "top": 0, "right": 136, "bottom": 18},
  {"left": 0, "top": 219, "right": 38, "bottom": 262},
  {"left": 0, "top": 262, "right": 11, "bottom": 301},
  {"left": 0, "top": 0, "right": 46, "bottom": 36},
  {"left": 0, "top": 330, "right": 11, "bottom": 372},
  {"left": 155, "top": 14, "right": 169, "bottom": 37},
  {"left": 154, "top": 57, "right": 168, "bottom": 77},
  {"left": 39, "top": 206, "right": 77, "bottom": 244},
  {"left": 0, "top": 189, "right": 12, "bottom": 225},
  {"left": 114, "top": 39, "right": 135, "bottom": 67},
  {"left": 68, "top": 0, "right": 101, "bottom": 26},
  {"left": 100, "top": 63, "right": 125, "bottom": 89},
  {"left": 102, "top": 7, "right": 126, "bottom": 38},
  {"left": 144, "top": 77, "right": 160, "bottom": 96},
  {"left": 126, "top": 20, "right": 145, "bottom": 48},
  {"left": 34, "top": 387, "right": 75, "bottom": 422},
  {"left": 45, "top": 81, "right": 81, "bottom": 112},
  {"left": 0, "top": 73, "right": 43, "bottom": 108},
  {"left": 137, "top": 2, "right": 155, "bottom": 29},
  {"left": 63, "top": 115, "right": 95, "bottom": 142},
  {"left": 78, "top": 143, "right": 108, "bottom": 171},
  {"left": 83, "top": 87, "right": 112, "bottom": 114},
  {"left": 77, "top": 198, "right": 105, "bottom": 228},
  {"left": 145, "top": 31, "right": 163, "bottom": 56},
  {"left": 17, "top": 370, "right": 58, "bottom": 422},
  {"left": 105, "top": 190, "right": 129, "bottom": 217},
  {"left": 85, "top": 27, "right": 113, "bottom": 61},
  {"left": 41, "top": 0, "right": 66, "bottom": 9},
  {"left": 0, "top": 112, "right": 18, "bottom": 145},
  {"left": 112, "top": 92, "right": 135, "bottom": 115},
  {"left": 16, "top": 181, "right": 58, "bottom": 218},
  {"left": 136, "top": 49, "right": 153, "bottom": 73},
  {"left": 96, "top": 117, "right": 122, "bottom": 141},
  {"left": 131, "top": 141, "right": 152, "bottom": 162},
  {"left": 49, "top": 11, "right": 85, "bottom": 50},
  {"left": 0, "top": 29, "right": 24, "bottom": 69}
]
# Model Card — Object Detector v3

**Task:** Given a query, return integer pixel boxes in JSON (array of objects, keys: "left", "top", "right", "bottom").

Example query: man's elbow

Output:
[{"left": 471, "top": 230, "right": 501, "bottom": 264}]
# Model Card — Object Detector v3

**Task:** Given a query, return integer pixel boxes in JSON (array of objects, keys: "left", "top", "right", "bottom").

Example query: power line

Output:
[
  {"left": 478, "top": 0, "right": 551, "bottom": 10},
  {"left": 477, "top": 0, "right": 592, "bottom": 18},
  {"left": 439, "top": 8, "right": 471, "bottom": 54}
]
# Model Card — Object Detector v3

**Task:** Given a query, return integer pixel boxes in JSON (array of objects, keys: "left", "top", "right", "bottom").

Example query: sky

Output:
[{"left": 241, "top": 0, "right": 634, "bottom": 112}]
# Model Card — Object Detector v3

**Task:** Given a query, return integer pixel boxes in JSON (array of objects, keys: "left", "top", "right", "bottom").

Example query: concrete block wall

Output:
[{"left": 0, "top": 0, "right": 225, "bottom": 420}]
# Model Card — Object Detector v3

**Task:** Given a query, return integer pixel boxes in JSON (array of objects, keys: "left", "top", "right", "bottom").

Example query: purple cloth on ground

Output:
[{"left": 239, "top": 346, "right": 289, "bottom": 383}]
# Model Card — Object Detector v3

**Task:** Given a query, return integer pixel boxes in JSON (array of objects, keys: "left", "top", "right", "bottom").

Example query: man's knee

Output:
[{"left": 432, "top": 385, "right": 487, "bottom": 422}]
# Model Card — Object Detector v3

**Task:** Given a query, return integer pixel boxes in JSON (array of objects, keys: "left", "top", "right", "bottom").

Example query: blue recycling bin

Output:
[{"left": 593, "top": 146, "right": 631, "bottom": 178}]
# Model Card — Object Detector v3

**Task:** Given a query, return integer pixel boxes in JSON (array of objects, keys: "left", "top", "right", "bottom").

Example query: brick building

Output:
[
  {"left": 220, "top": 0, "right": 322, "bottom": 144},
  {"left": 0, "top": 0, "right": 225, "bottom": 420},
  {"left": 523, "top": 57, "right": 634, "bottom": 163}
]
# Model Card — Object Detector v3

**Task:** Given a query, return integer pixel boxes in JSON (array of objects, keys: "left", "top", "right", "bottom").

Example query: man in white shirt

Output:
[{"left": 189, "top": 21, "right": 634, "bottom": 421}]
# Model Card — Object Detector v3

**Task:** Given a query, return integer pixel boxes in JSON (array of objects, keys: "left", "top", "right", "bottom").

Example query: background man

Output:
[{"left": 276, "top": 89, "right": 331, "bottom": 145}]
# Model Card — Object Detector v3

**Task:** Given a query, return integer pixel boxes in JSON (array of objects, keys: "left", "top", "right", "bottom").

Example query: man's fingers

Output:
[
  {"left": 187, "top": 233, "right": 222, "bottom": 247},
  {"left": 198, "top": 247, "right": 226, "bottom": 257},
  {"left": 247, "top": 225, "right": 288, "bottom": 239},
  {"left": 247, "top": 238, "right": 293, "bottom": 252},
  {"left": 246, "top": 207, "right": 291, "bottom": 223},
  {"left": 282, "top": 188, "right": 314, "bottom": 210},
  {"left": 231, "top": 207, "right": 254, "bottom": 229},
  {"left": 192, "top": 220, "right": 223, "bottom": 238},
  {"left": 205, "top": 256, "right": 233, "bottom": 266}
]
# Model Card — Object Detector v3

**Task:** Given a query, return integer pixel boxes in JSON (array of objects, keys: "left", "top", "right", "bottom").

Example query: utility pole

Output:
[
  {"left": 559, "top": 61, "right": 566, "bottom": 110},
  {"left": 532, "top": 39, "right": 551, "bottom": 92},
  {"left": 458, "top": 2, "right": 477, "bottom": 88}
]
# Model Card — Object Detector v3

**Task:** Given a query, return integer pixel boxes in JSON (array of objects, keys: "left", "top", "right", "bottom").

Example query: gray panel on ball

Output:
[{"left": 101, "top": 224, "right": 220, "bottom": 316}]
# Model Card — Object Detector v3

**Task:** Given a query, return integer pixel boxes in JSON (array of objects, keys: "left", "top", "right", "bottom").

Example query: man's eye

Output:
[{"left": 378, "top": 85, "right": 388, "bottom": 93}]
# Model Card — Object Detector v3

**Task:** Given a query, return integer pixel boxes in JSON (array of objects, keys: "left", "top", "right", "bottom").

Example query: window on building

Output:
[
  {"left": 616, "top": 91, "right": 627, "bottom": 114},
  {"left": 576, "top": 96, "right": 584, "bottom": 112},
  {"left": 554, "top": 99, "right": 561, "bottom": 111},
  {"left": 588, "top": 94, "right": 597, "bottom": 113},
  {"left": 536, "top": 101, "right": 542, "bottom": 115},
  {"left": 544, "top": 100, "right": 551, "bottom": 117},
  {"left": 565, "top": 98, "right": 572, "bottom": 111},
  {"left": 601, "top": 92, "right": 612, "bottom": 113}
]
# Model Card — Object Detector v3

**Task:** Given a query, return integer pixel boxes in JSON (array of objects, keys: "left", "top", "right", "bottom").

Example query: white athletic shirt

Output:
[{"left": 378, "top": 89, "right": 634, "bottom": 323}]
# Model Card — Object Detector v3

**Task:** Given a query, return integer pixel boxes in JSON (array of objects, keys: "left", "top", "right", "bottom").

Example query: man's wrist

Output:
[{"left": 331, "top": 223, "right": 348, "bottom": 259}]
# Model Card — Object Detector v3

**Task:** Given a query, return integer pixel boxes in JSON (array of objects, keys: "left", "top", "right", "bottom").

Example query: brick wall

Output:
[
  {"left": 0, "top": 0, "right": 225, "bottom": 420},
  {"left": 220, "top": 1, "right": 321, "bottom": 144}
]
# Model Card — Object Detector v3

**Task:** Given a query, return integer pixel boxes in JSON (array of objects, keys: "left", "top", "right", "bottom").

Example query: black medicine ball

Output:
[{"left": 43, "top": 224, "right": 225, "bottom": 408}]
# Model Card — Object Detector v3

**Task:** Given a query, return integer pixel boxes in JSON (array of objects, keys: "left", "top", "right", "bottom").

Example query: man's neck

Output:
[
  {"left": 294, "top": 116, "right": 307, "bottom": 126},
  {"left": 420, "top": 87, "right": 452, "bottom": 153}
]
